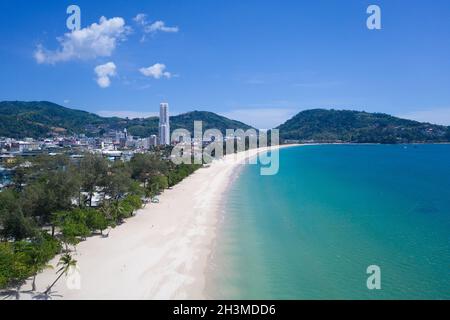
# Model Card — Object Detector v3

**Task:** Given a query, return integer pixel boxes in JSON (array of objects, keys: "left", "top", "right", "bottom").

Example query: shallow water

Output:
[{"left": 209, "top": 144, "right": 450, "bottom": 299}]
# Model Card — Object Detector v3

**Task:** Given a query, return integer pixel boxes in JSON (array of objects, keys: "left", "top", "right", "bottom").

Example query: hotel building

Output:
[{"left": 159, "top": 103, "right": 170, "bottom": 145}]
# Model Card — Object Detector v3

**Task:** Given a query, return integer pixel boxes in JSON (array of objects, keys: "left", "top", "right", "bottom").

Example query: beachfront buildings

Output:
[{"left": 159, "top": 103, "right": 170, "bottom": 145}]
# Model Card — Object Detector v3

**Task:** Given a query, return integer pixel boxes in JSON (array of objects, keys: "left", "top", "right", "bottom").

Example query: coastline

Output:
[{"left": 19, "top": 144, "right": 297, "bottom": 300}]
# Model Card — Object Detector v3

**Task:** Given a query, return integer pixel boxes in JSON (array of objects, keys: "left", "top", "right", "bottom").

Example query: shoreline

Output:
[{"left": 17, "top": 144, "right": 298, "bottom": 300}]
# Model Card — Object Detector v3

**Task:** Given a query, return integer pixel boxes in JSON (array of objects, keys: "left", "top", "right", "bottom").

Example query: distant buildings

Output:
[
  {"left": 10, "top": 140, "right": 40, "bottom": 153},
  {"left": 150, "top": 135, "right": 157, "bottom": 147},
  {"left": 159, "top": 103, "right": 170, "bottom": 145},
  {"left": 0, "top": 102, "right": 173, "bottom": 178}
]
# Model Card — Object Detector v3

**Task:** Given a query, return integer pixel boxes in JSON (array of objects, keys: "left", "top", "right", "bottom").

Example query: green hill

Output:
[
  {"left": 2, "top": 102, "right": 449, "bottom": 143},
  {"left": 0, "top": 101, "right": 252, "bottom": 139},
  {"left": 172, "top": 110, "right": 252, "bottom": 132},
  {"left": 0, "top": 101, "right": 123, "bottom": 138},
  {"left": 277, "top": 109, "right": 450, "bottom": 144},
  {"left": 103, "top": 111, "right": 253, "bottom": 137}
]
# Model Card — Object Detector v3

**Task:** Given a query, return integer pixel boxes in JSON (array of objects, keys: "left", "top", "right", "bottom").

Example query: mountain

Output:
[
  {"left": 277, "top": 109, "right": 450, "bottom": 144},
  {"left": 0, "top": 101, "right": 123, "bottom": 138},
  {"left": 173, "top": 110, "right": 252, "bottom": 132},
  {"left": 3, "top": 102, "right": 449, "bottom": 144},
  {"left": 0, "top": 101, "right": 253, "bottom": 139},
  {"left": 125, "top": 110, "right": 253, "bottom": 137}
]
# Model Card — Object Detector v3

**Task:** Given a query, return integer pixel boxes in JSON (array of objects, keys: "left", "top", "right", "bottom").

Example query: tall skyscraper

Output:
[{"left": 159, "top": 103, "right": 170, "bottom": 145}]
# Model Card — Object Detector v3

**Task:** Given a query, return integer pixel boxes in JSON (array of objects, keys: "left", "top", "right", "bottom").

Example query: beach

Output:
[{"left": 19, "top": 145, "right": 290, "bottom": 300}]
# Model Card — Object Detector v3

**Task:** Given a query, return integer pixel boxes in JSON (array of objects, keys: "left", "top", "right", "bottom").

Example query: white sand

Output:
[{"left": 20, "top": 145, "right": 294, "bottom": 300}]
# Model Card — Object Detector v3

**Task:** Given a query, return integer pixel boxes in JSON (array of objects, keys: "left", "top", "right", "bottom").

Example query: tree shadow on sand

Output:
[
  {"left": 32, "top": 290, "right": 63, "bottom": 300},
  {"left": 0, "top": 286, "right": 62, "bottom": 300}
]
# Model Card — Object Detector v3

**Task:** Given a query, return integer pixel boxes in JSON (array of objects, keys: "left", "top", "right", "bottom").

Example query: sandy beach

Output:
[{"left": 17, "top": 145, "right": 292, "bottom": 300}]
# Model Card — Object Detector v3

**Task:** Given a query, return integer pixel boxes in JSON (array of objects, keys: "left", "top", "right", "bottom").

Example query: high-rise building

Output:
[
  {"left": 149, "top": 135, "right": 158, "bottom": 147},
  {"left": 159, "top": 103, "right": 170, "bottom": 145}
]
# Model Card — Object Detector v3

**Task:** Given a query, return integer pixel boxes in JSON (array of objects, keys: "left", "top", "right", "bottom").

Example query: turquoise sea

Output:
[{"left": 208, "top": 145, "right": 450, "bottom": 299}]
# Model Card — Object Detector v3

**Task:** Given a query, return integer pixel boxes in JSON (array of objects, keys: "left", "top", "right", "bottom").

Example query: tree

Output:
[
  {"left": 0, "top": 242, "right": 24, "bottom": 289},
  {"left": 0, "top": 190, "right": 36, "bottom": 241},
  {"left": 0, "top": 233, "right": 60, "bottom": 291},
  {"left": 103, "top": 162, "right": 133, "bottom": 202},
  {"left": 18, "top": 234, "right": 60, "bottom": 291},
  {"left": 33, "top": 154, "right": 71, "bottom": 172},
  {"left": 60, "top": 222, "right": 83, "bottom": 249},
  {"left": 0, "top": 243, "right": 12, "bottom": 288},
  {"left": 52, "top": 210, "right": 91, "bottom": 250},
  {"left": 61, "top": 220, "right": 90, "bottom": 250},
  {"left": 21, "top": 169, "right": 80, "bottom": 225},
  {"left": 146, "top": 175, "right": 169, "bottom": 197},
  {"left": 129, "top": 153, "right": 168, "bottom": 188},
  {"left": 101, "top": 200, "right": 131, "bottom": 224},
  {"left": 122, "top": 195, "right": 143, "bottom": 216},
  {"left": 84, "top": 209, "right": 108, "bottom": 235},
  {"left": 44, "top": 253, "right": 77, "bottom": 295},
  {"left": 99, "top": 203, "right": 116, "bottom": 228},
  {"left": 129, "top": 180, "right": 145, "bottom": 198},
  {"left": 79, "top": 154, "right": 108, "bottom": 207},
  {"left": 11, "top": 165, "right": 30, "bottom": 191},
  {"left": 167, "top": 164, "right": 201, "bottom": 187}
]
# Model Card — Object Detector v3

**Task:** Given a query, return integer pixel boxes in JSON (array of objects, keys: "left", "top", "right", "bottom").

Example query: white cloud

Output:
[
  {"left": 97, "top": 110, "right": 159, "bottom": 119},
  {"left": 139, "top": 63, "right": 171, "bottom": 79},
  {"left": 133, "top": 14, "right": 178, "bottom": 42},
  {"left": 94, "top": 62, "right": 117, "bottom": 88},
  {"left": 133, "top": 13, "right": 147, "bottom": 25},
  {"left": 35, "top": 17, "right": 130, "bottom": 64},
  {"left": 146, "top": 21, "right": 179, "bottom": 33},
  {"left": 398, "top": 108, "right": 450, "bottom": 126},
  {"left": 221, "top": 108, "right": 298, "bottom": 129}
]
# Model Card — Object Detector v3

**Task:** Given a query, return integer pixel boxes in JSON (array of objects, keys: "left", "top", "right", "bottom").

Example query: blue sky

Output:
[{"left": 1, "top": 0, "right": 450, "bottom": 128}]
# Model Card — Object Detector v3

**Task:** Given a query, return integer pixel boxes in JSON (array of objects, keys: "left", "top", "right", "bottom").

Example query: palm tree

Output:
[
  {"left": 44, "top": 253, "right": 77, "bottom": 295},
  {"left": 112, "top": 201, "right": 127, "bottom": 222},
  {"left": 102, "top": 200, "right": 127, "bottom": 223},
  {"left": 28, "top": 248, "right": 52, "bottom": 292}
]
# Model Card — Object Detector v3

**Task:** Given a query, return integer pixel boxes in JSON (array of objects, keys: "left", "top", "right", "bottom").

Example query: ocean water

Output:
[{"left": 208, "top": 145, "right": 450, "bottom": 299}]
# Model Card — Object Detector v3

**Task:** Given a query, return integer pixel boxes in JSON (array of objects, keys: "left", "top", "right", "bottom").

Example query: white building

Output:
[
  {"left": 149, "top": 135, "right": 158, "bottom": 147},
  {"left": 159, "top": 102, "right": 171, "bottom": 145}
]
